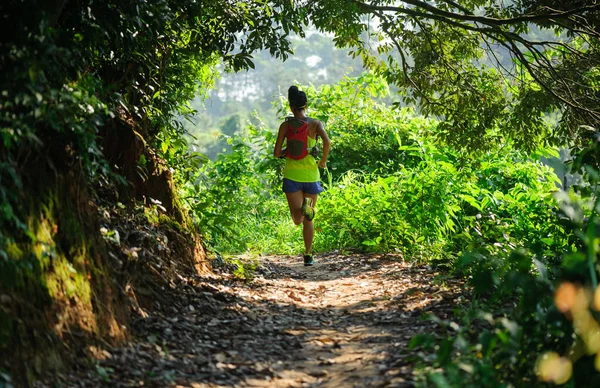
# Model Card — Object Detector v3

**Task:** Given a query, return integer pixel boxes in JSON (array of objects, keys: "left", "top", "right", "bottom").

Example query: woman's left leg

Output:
[{"left": 302, "top": 193, "right": 318, "bottom": 255}]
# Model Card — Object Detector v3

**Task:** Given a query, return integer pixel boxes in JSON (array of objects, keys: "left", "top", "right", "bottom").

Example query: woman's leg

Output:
[
  {"left": 285, "top": 190, "right": 305, "bottom": 225},
  {"left": 285, "top": 191, "right": 318, "bottom": 254},
  {"left": 302, "top": 193, "right": 318, "bottom": 254}
]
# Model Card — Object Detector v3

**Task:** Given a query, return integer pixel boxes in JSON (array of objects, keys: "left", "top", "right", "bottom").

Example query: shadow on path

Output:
[{"left": 38, "top": 253, "right": 467, "bottom": 388}]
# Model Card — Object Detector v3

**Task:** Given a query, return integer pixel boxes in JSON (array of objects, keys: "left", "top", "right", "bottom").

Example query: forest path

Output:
[{"left": 42, "top": 253, "right": 465, "bottom": 387}]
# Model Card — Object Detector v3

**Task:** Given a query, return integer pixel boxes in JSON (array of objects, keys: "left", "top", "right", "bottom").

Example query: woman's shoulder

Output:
[
  {"left": 307, "top": 117, "right": 324, "bottom": 131},
  {"left": 306, "top": 117, "right": 323, "bottom": 126},
  {"left": 281, "top": 116, "right": 322, "bottom": 129}
]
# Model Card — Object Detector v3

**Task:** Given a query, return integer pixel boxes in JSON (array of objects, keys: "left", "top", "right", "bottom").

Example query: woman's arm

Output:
[
  {"left": 316, "top": 121, "right": 330, "bottom": 168},
  {"left": 273, "top": 122, "right": 287, "bottom": 158}
]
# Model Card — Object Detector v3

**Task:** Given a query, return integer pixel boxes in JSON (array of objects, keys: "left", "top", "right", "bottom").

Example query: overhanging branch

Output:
[
  {"left": 354, "top": 0, "right": 600, "bottom": 28},
  {"left": 341, "top": 0, "right": 600, "bottom": 128}
]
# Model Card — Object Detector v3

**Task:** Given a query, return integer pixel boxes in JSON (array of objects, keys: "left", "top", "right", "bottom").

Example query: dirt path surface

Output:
[{"left": 40, "top": 253, "right": 465, "bottom": 387}]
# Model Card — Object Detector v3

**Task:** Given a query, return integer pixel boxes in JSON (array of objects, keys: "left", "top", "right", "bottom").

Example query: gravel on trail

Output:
[{"left": 39, "top": 253, "right": 465, "bottom": 388}]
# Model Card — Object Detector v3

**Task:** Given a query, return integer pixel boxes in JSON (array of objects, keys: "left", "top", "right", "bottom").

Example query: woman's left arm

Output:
[
  {"left": 316, "top": 121, "right": 330, "bottom": 168},
  {"left": 274, "top": 122, "right": 287, "bottom": 158}
]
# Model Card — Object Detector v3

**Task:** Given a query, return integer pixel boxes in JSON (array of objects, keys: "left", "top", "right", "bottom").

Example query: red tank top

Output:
[{"left": 285, "top": 119, "right": 309, "bottom": 160}]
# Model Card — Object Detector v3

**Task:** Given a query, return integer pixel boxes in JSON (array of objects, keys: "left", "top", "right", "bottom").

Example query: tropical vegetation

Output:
[{"left": 3, "top": 0, "right": 600, "bottom": 386}]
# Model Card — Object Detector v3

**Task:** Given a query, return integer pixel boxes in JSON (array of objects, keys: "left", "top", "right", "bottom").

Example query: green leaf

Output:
[
  {"left": 461, "top": 194, "right": 482, "bottom": 211},
  {"left": 429, "top": 373, "right": 451, "bottom": 388},
  {"left": 408, "top": 333, "right": 434, "bottom": 350},
  {"left": 436, "top": 338, "right": 454, "bottom": 366},
  {"left": 563, "top": 252, "right": 587, "bottom": 271}
]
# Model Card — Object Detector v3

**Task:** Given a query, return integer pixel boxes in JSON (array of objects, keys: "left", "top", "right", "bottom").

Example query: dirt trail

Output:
[{"left": 40, "top": 253, "right": 465, "bottom": 387}]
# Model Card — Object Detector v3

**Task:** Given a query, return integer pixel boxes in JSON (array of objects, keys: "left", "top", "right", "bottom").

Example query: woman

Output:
[{"left": 274, "top": 86, "right": 330, "bottom": 266}]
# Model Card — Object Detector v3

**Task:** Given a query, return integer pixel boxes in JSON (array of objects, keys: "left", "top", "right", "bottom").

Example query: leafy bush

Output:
[
  {"left": 408, "top": 160, "right": 600, "bottom": 386},
  {"left": 273, "top": 73, "right": 438, "bottom": 179},
  {"left": 174, "top": 72, "right": 600, "bottom": 387},
  {"left": 190, "top": 74, "right": 563, "bottom": 266},
  {"left": 187, "top": 74, "right": 600, "bottom": 387},
  {"left": 181, "top": 119, "right": 299, "bottom": 254}
]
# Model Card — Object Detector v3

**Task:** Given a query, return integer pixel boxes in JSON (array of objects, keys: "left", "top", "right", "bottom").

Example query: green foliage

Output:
[
  {"left": 0, "top": 0, "right": 314, "bottom": 258},
  {"left": 314, "top": 144, "right": 561, "bottom": 262},
  {"left": 187, "top": 73, "right": 600, "bottom": 386},
  {"left": 274, "top": 73, "right": 433, "bottom": 179},
  {"left": 408, "top": 155, "right": 600, "bottom": 386},
  {"left": 410, "top": 293, "right": 570, "bottom": 387},
  {"left": 306, "top": 0, "right": 598, "bottom": 152},
  {"left": 225, "top": 257, "right": 260, "bottom": 280},
  {"left": 190, "top": 74, "right": 563, "bottom": 267}
]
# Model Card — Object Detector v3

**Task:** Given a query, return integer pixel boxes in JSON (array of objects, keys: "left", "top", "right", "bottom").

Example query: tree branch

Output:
[
  {"left": 347, "top": 0, "right": 600, "bottom": 130},
  {"left": 437, "top": 0, "right": 473, "bottom": 15},
  {"left": 355, "top": 0, "right": 600, "bottom": 28},
  {"left": 499, "top": 36, "right": 600, "bottom": 121},
  {"left": 480, "top": 34, "right": 518, "bottom": 82}
]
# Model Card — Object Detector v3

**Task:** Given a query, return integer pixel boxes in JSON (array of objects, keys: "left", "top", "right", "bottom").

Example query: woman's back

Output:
[{"left": 283, "top": 117, "right": 319, "bottom": 183}]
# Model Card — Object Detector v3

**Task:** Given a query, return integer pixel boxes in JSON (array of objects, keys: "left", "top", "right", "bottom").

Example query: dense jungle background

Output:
[{"left": 3, "top": 0, "right": 600, "bottom": 386}]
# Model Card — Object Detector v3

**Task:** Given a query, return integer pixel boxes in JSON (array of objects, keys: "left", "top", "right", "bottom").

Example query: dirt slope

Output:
[{"left": 38, "top": 253, "right": 465, "bottom": 388}]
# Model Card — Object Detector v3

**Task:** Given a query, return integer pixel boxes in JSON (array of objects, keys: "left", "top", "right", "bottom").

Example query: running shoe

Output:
[
  {"left": 301, "top": 197, "right": 315, "bottom": 221},
  {"left": 304, "top": 254, "right": 315, "bottom": 266}
]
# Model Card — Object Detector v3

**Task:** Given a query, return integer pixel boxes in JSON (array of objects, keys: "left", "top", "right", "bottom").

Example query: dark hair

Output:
[{"left": 288, "top": 86, "right": 307, "bottom": 110}]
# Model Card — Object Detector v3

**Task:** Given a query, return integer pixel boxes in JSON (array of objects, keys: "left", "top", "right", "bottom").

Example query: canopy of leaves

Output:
[
  {"left": 304, "top": 0, "right": 600, "bottom": 152},
  {"left": 0, "top": 0, "right": 313, "bottom": 250},
  {"left": 3, "top": 0, "right": 598, "bottom": 189}
]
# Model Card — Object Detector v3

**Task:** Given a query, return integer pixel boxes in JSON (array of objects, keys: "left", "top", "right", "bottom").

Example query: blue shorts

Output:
[{"left": 282, "top": 178, "right": 324, "bottom": 194}]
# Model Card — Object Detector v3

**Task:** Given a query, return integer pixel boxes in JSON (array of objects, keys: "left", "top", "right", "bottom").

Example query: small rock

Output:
[
  {"left": 309, "top": 370, "right": 328, "bottom": 377},
  {"left": 215, "top": 352, "right": 227, "bottom": 363}
]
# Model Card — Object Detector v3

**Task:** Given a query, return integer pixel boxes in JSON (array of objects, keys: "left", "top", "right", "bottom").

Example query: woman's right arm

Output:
[
  {"left": 273, "top": 122, "right": 287, "bottom": 158},
  {"left": 316, "top": 121, "right": 330, "bottom": 168}
]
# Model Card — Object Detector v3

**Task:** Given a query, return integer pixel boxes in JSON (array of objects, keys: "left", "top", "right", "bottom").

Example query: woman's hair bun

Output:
[{"left": 288, "top": 85, "right": 307, "bottom": 109}]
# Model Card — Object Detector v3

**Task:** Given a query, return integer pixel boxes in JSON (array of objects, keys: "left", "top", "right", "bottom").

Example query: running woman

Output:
[{"left": 273, "top": 86, "right": 331, "bottom": 266}]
